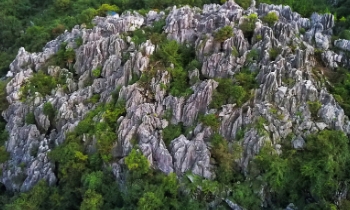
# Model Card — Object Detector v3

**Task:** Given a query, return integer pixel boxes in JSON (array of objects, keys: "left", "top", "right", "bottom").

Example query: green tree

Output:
[
  {"left": 214, "top": 26, "right": 233, "bottom": 42},
  {"left": 125, "top": 149, "right": 150, "bottom": 176},
  {"left": 80, "top": 189, "right": 103, "bottom": 210},
  {"left": 97, "top": 4, "right": 119, "bottom": 16},
  {"left": 137, "top": 192, "right": 163, "bottom": 210},
  {"left": 263, "top": 11, "right": 279, "bottom": 26}
]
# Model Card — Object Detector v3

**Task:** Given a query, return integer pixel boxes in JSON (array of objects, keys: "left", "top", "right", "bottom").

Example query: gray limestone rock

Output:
[{"left": 2, "top": 3, "right": 350, "bottom": 204}]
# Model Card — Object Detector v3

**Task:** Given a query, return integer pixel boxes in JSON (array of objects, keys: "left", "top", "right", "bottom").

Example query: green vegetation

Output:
[
  {"left": 200, "top": 114, "right": 220, "bottom": 130},
  {"left": 210, "top": 69, "right": 257, "bottom": 109},
  {"left": 239, "top": 13, "right": 258, "bottom": 41},
  {"left": 92, "top": 67, "right": 101, "bottom": 78},
  {"left": 307, "top": 100, "right": 322, "bottom": 118},
  {"left": 328, "top": 70, "right": 350, "bottom": 116},
  {"left": 269, "top": 47, "right": 281, "bottom": 61},
  {"left": 2, "top": 0, "right": 350, "bottom": 209},
  {"left": 214, "top": 26, "right": 233, "bottom": 42},
  {"left": 253, "top": 129, "right": 350, "bottom": 209},
  {"left": 20, "top": 71, "right": 57, "bottom": 100},
  {"left": 263, "top": 11, "right": 279, "bottom": 26},
  {"left": 43, "top": 102, "right": 56, "bottom": 120},
  {"left": 162, "top": 123, "right": 184, "bottom": 146},
  {"left": 25, "top": 113, "right": 36, "bottom": 125}
]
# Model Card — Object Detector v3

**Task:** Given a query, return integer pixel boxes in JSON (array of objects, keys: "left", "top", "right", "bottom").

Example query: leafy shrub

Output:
[
  {"left": 168, "top": 67, "right": 193, "bottom": 97},
  {"left": 235, "top": 0, "right": 252, "bottom": 9},
  {"left": 246, "top": 49, "right": 259, "bottom": 63},
  {"left": 253, "top": 129, "right": 350, "bottom": 208},
  {"left": 103, "top": 101, "right": 126, "bottom": 128},
  {"left": 239, "top": 13, "right": 258, "bottom": 41},
  {"left": 0, "top": 80, "right": 9, "bottom": 112},
  {"left": 339, "top": 30, "right": 350, "bottom": 40},
  {"left": 25, "top": 113, "right": 36, "bottom": 125},
  {"left": 0, "top": 146, "right": 9, "bottom": 163},
  {"left": 95, "top": 123, "right": 116, "bottom": 162},
  {"left": 214, "top": 26, "right": 233, "bottom": 42},
  {"left": 231, "top": 46, "right": 239, "bottom": 57},
  {"left": 96, "top": 4, "right": 119, "bottom": 16},
  {"left": 269, "top": 47, "right": 281, "bottom": 61},
  {"left": 299, "top": 28, "right": 306, "bottom": 34},
  {"left": 151, "top": 19, "right": 166, "bottom": 34},
  {"left": 235, "top": 69, "right": 258, "bottom": 90},
  {"left": 43, "top": 102, "right": 55, "bottom": 120},
  {"left": 75, "top": 37, "right": 83, "bottom": 47},
  {"left": 255, "top": 116, "right": 267, "bottom": 136},
  {"left": 307, "top": 101, "right": 322, "bottom": 118},
  {"left": 20, "top": 71, "right": 57, "bottom": 100},
  {"left": 131, "top": 29, "right": 148, "bottom": 46},
  {"left": 263, "top": 11, "right": 279, "bottom": 26},
  {"left": 86, "top": 94, "right": 100, "bottom": 104},
  {"left": 162, "top": 123, "right": 183, "bottom": 146},
  {"left": 210, "top": 78, "right": 249, "bottom": 108},
  {"left": 200, "top": 114, "right": 220, "bottom": 130},
  {"left": 50, "top": 42, "right": 76, "bottom": 68},
  {"left": 125, "top": 149, "right": 150, "bottom": 175},
  {"left": 92, "top": 67, "right": 101, "bottom": 78},
  {"left": 210, "top": 133, "right": 236, "bottom": 183}
]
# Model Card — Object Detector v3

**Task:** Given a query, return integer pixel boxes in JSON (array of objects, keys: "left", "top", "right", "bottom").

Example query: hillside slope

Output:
[{"left": 2, "top": 0, "right": 350, "bottom": 209}]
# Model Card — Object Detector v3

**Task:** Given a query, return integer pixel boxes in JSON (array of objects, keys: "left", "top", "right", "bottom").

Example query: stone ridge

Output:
[{"left": 1, "top": 0, "right": 350, "bottom": 196}]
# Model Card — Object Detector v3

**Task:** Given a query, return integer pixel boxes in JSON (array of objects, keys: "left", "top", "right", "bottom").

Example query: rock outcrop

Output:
[{"left": 1, "top": 3, "right": 350, "bottom": 209}]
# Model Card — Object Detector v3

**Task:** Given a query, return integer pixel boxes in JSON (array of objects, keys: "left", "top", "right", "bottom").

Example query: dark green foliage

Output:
[
  {"left": 214, "top": 26, "right": 233, "bottom": 42},
  {"left": 25, "top": 113, "right": 36, "bottom": 125},
  {"left": 162, "top": 123, "right": 184, "bottom": 146},
  {"left": 235, "top": 0, "right": 252, "bottom": 9},
  {"left": 239, "top": 13, "right": 258, "bottom": 41},
  {"left": 210, "top": 71, "right": 257, "bottom": 109},
  {"left": 0, "top": 80, "right": 10, "bottom": 112},
  {"left": 299, "top": 27, "right": 306, "bottom": 34},
  {"left": 0, "top": 146, "right": 10, "bottom": 163},
  {"left": 263, "top": 11, "right": 279, "bottom": 26},
  {"left": 210, "top": 133, "right": 241, "bottom": 184},
  {"left": 253, "top": 130, "right": 350, "bottom": 209},
  {"left": 92, "top": 67, "right": 101, "bottom": 78},
  {"left": 86, "top": 94, "right": 100, "bottom": 104},
  {"left": 329, "top": 71, "right": 350, "bottom": 116},
  {"left": 307, "top": 101, "right": 322, "bottom": 118},
  {"left": 43, "top": 102, "right": 55, "bottom": 120},
  {"left": 200, "top": 114, "right": 220, "bottom": 130},
  {"left": 339, "top": 30, "right": 350, "bottom": 40},
  {"left": 168, "top": 67, "right": 194, "bottom": 97},
  {"left": 269, "top": 47, "right": 281, "bottom": 61},
  {"left": 20, "top": 71, "right": 57, "bottom": 100},
  {"left": 125, "top": 149, "right": 150, "bottom": 176},
  {"left": 50, "top": 42, "right": 76, "bottom": 69}
]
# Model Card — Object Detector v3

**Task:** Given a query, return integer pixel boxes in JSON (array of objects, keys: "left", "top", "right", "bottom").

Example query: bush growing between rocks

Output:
[
  {"left": 200, "top": 114, "right": 220, "bottom": 130},
  {"left": 92, "top": 67, "right": 101, "bottom": 78},
  {"left": 214, "top": 26, "right": 233, "bottom": 42},
  {"left": 43, "top": 102, "right": 55, "bottom": 120},
  {"left": 240, "top": 13, "right": 258, "bottom": 41},
  {"left": 25, "top": 113, "right": 36, "bottom": 125},
  {"left": 20, "top": 71, "right": 57, "bottom": 100},
  {"left": 307, "top": 101, "right": 322, "bottom": 118},
  {"left": 162, "top": 123, "right": 184, "bottom": 146},
  {"left": 263, "top": 11, "right": 279, "bottom": 26}
]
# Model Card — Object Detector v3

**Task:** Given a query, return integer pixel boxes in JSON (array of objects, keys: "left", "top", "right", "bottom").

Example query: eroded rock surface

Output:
[{"left": 2, "top": 1, "right": 350, "bottom": 202}]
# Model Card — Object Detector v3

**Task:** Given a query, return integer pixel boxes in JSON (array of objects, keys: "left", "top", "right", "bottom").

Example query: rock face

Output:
[{"left": 1, "top": 1, "right": 350, "bottom": 205}]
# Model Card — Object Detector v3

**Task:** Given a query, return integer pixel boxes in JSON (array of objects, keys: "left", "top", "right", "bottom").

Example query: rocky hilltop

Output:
[{"left": 2, "top": 0, "right": 350, "bottom": 208}]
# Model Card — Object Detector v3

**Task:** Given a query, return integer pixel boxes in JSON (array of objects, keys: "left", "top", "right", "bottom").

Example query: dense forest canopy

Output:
[{"left": 1, "top": 0, "right": 350, "bottom": 209}]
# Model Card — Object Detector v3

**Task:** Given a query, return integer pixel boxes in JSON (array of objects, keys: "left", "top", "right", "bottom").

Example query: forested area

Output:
[{"left": 1, "top": 0, "right": 350, "bottom": 209}]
